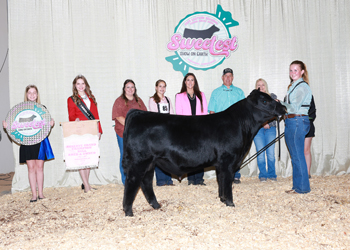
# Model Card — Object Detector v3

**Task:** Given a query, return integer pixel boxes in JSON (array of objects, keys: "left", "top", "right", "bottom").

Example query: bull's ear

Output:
[{"left": 249, "top": 89, "right": 259, "bottom": 96}]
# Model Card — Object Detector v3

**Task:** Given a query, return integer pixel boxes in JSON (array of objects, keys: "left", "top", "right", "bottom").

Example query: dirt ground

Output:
[{"left": 0, "top": 174, "right": 349, "bottom": 249}]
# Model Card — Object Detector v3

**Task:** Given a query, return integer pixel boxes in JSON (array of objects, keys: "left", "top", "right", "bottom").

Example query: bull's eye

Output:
[{"left": 263, "top": 100, "right": 267, "bottom": 104}]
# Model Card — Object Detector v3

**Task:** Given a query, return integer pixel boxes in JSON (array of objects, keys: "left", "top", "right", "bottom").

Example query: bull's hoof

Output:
[
  {"left": 123, "top": 207, "right": 134, "bottom": 217},
  {"left": 220, "top": 197, "right": 226, "bottom": 203},
  {"left": 225, "top": 200, "right": 235, "bottom": 207},
  {"left": 124, "top": 210, "right": 134, "bottom": 217},
  {"left": 151, "top": 201, "right": 161, "bottom": 209}
]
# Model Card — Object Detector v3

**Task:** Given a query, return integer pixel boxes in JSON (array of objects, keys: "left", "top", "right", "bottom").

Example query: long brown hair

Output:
[
  {"left": 24, "top": 85, "right": 41, "bottom": 103},
  {"left": 179, "top": 73, "right": 203, "bottom": 112},
  {"left": 152, "top": 79, "right": 166, "bottom": 103},
  {"left": 71, "top": 75, "right": 97, "bottom": 105},
  {"left": 288, "top": 60, "right": 309, "bottom": 90},
  {"left": 121, "top": 79, "right": 142, "bottom": 107}
]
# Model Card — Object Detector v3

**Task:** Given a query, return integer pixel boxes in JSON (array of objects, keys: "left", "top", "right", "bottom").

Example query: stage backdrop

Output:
[{"left": 8, "top": 0, "right": 350, "bottom": 192}]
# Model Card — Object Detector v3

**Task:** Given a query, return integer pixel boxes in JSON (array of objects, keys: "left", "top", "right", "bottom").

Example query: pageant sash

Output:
[{"left": 70, "top": 96, "right": 95, "bottom": 120}]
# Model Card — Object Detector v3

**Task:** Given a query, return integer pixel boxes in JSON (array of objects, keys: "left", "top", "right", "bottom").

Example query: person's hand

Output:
[
  {"left": 50, "top": 118, "right": 55, "bottom": 127},
  {"left": 2, "top": 121, "right": 7, "bottom": 129},
  {"left": 263, "top": 124, "right": 270, "bottom": 129},
  {"left": 75, "top": 118, "right": 80, "bottom": 122}
]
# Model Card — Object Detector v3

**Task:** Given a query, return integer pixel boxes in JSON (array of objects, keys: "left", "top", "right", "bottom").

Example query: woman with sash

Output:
[
  {"left": 67, "top": 75, "right": 103, "bottom": 193},
  {"left": 112, "top": 79, "right": 147, "bottom": 185},
  {"left": 3, "top": 85, "right": 55, "bottom": 202},
  {"left": 175, "top": 73, "right": 208, "bottom": 185},
  {"left": 148, "top": 79, "right": 174, "bottom": 186},
  {"left": 280, "top": 60, "right": 312, "bottom": 194}
]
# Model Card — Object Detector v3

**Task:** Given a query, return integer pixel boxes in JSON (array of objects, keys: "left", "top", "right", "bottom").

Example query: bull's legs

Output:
[
  {"left": 217, "top": 165, "right": 235, "bottom": 207},
  {"left": 140, "top": 167, "right": 160, "bottom": 210},
  {"left": 216, "top": 168, "right": 224, "bottom": 202},
  {"left": 123, "top": 172, "right": 142, "bottom": 217}
]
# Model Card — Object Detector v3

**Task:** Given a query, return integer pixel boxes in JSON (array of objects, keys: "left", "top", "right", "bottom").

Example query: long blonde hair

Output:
[
  {"left": 255, "top": 78, "right": 270, "bottom": 96},
  {"left": 24, "top": 85, "right": 41, "bottom": 103}
]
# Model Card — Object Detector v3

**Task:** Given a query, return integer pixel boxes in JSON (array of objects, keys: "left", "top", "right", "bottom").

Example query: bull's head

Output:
[{"left": 247, "top": 89, "right": 286, "bottom": 118}]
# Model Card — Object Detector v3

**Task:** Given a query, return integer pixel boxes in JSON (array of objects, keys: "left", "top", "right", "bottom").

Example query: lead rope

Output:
[{"left": 240, "top": 116, "right": 284, "bottom": 170}]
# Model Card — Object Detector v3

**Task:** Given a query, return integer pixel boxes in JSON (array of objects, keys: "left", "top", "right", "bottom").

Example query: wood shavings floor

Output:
[{"left": 0, "top": 175, "right": 349, "bottom": 249}]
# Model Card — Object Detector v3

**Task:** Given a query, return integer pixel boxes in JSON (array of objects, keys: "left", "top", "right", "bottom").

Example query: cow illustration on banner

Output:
[
  {"left": 5, "top": 102, "right": 51, "bottom": 145},
  {"left": 166, "top": 5, "right": 239, "bottom": 76}
]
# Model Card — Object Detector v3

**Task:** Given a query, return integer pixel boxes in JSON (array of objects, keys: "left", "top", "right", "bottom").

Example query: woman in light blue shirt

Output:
[{"left": 280, "top": 60, "right": 312, "bottom": 194}]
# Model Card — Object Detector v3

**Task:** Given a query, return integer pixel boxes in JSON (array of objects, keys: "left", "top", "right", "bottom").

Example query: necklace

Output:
[
  {"left": 187, "top": 92, "right": 195, "bottom": 100},
  {"left": 81, "top": 94, "right": 88, "bottom": 100}
]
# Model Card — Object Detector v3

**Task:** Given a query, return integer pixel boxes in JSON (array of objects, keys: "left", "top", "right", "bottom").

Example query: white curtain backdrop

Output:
[{"left": 8, "top": 0, "right": 350, "bottom": 192}]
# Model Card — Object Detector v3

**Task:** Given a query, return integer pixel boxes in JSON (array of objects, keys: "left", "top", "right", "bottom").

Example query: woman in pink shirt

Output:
[
  {"left": 149, "top": 79, "right": 175, "bottom": 186},
  {"left": 175, "top": 73, "right": 208, "bottom": 185}
]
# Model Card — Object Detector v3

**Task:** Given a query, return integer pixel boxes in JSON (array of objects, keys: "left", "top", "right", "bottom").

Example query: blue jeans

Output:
[
  {"left": 155, "top": 166, "right": 173, "bottom": 186},
  {"left": 234, "top": 171, "right": 241, "bottom": 179},
  {"left": 253, "top": 127, "right": 277, "bottom": 179},
  {"left": 285, "top": 116, "right": 310, "bottom": 193},
  {"left": 117, "top": 134, "right": 126, "bottom": 185},
  {"left": 187, "top": 169, "right": 204, "bottom": 184}
]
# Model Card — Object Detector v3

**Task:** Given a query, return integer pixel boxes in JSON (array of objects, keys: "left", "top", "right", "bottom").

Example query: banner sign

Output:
[
  {"left": 166, "top": 4, "right": 239, "bottom": 76},
  {"left": 61, "top": 120, "right": 100, "bottom": 170},
  {"left": 5, "top": 101, "right": 51, "bottom": 145}
]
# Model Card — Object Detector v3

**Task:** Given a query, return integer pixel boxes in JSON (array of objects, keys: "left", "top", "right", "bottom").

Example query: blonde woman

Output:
[
  {"left": 3, "top": 85, "right": 55, "bottom": 202},
  {"left": 253, "top": 79, "right": 277, "bottom": 182}
]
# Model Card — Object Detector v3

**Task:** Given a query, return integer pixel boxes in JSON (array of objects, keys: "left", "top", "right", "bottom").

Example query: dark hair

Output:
[
  {"left": 72, "top": 75, "right": 97, "bottom": 105},
  {"left": 288, "top": 60, "right": 309, "bottom": 90},
  {"left": 121, "top": 79, "right": 142, "bottom": 107},
  {"left": 179, "top": 73, "right": 203, "bottom": 112},
  {"left": 152, "top": 79, "right": 166, "bottom": 103}
]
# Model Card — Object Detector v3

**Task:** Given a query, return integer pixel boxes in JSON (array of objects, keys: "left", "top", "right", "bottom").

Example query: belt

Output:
[{"left": 284, "top": 114, "right": 307, "bottom": 119}]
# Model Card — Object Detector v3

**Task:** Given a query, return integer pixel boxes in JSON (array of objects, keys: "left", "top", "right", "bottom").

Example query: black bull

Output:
[{"left": 122, "top": 89, "right": 286, "bottom": 216}]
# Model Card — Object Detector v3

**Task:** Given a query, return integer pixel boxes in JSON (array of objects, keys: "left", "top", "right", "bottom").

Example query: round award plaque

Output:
[{"left": 5, "top": 101, "right": 51, "bottom": 145}]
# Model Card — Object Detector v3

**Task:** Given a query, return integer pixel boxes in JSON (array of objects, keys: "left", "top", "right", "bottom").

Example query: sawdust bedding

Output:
[{"left": 0, "top": 175, "right": 349, "bottom": 249}]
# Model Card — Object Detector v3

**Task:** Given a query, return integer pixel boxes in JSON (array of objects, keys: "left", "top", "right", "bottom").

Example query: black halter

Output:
[{"left": 240, "top": 98, "right": 284, "bottom": 170}]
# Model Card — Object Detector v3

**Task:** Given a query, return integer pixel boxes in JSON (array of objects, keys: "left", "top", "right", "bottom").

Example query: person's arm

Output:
[
  {"left": 67, "top": 97, "right": 77, "bottom": 122},
  {"left": 149, "top": 97, "right": 158, "bottom": 112},
  {"left": 175, "top": 94, "right": 183, "bottom": 115},
  {"left": 115, "top": 116, "right": 125, "bottom": 126},
  {"left": 112, "top": 97, "right": 126, "bottom": 126},
  {"left": 168, "top": 97, "right": 175, "bottom": 114},
  {"left": 208, "top": 90, "right": 216, "bottom": 114},
  {"left": 139, "top": 98, "right": 147, "bottom": 111},
  {"left": 239, "top": 89, "right": 245, "bottom": 100},
  {"left": 201, "top": 92, "right": 208, "bottom": 115},
  {"left": 90, "top": 101, "right": 103, "bottom": 135},
  {"left": 280, "top": 85, "right": 309, "bottom": 113},
  {"left": 2, "top": 121, "right": 7, "bottom": 129}
]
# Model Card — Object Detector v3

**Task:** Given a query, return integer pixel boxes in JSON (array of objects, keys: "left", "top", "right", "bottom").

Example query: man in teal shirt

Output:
[{"left": 208, "top": 68, "right": 245, "bottom": 184}]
